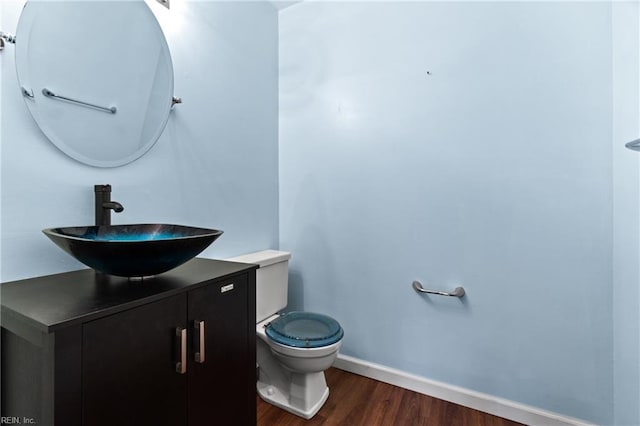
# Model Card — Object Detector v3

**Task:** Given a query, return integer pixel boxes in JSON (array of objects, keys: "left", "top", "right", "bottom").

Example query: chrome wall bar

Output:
[
  {"left": 625, "top": 138, "right": 640, "bottom": 152},
  {"left": 42, "top": 88, "right": 117, "bottom": 114},
  {"left": 412, "top": 280, "right": 465, "bottom": 297}
]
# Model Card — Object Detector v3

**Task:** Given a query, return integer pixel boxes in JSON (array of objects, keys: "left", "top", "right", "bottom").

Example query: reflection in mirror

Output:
[{"left": 15, "top": 1, "right": 174, "bottom": 167}]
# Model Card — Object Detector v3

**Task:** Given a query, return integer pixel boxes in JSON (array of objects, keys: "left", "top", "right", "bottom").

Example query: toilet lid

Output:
[{"left": 266, "top": 311, "right": 343, "bottom": 348}]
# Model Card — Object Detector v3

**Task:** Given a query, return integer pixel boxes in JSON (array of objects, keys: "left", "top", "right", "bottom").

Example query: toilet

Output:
[{"left": 226, "top": 250, "right": 343, "bottom": 419}]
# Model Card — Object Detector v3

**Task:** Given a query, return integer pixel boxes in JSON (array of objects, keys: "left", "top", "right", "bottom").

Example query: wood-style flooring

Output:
[{"left": 257, "top": 368, "right": 525, "bottom": 426}]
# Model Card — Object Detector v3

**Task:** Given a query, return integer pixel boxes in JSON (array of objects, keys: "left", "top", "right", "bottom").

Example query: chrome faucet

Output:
[{"left": 94, "top": 184, "right": 124, "bottom": 226}]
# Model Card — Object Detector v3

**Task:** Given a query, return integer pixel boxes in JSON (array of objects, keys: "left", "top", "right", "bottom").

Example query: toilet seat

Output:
[{"left": 266, "top": 311, "right": 343, "bottom": 348}]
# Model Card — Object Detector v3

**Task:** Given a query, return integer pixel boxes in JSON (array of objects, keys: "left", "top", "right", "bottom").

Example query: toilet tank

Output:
[{"left": 226, "top": 250, "right": 291, "bottom": 323}]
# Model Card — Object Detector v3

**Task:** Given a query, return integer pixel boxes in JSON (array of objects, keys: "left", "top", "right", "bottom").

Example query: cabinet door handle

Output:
[
  {"left": 194, "top": 320, "right": 205, "bottom": 364},
  {"left": 175, "top": 327, "right": 187, "bottom": 374}
]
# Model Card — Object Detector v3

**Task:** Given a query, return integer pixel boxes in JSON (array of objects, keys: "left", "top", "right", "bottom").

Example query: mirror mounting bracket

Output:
[
  {"left": 171, "top": 96, "right": 182, "bottom": 109},
  {"left": 0, "top": 31, "right": 16, "bottom": 51}
]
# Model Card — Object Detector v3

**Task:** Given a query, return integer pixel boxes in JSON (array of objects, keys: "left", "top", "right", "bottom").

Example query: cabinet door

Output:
[
  {"left": 188, "top": 273, "right": 256, "bottom": 425},
  {"left": 83, "top": 294, "right": 188, "bottom": 426}
]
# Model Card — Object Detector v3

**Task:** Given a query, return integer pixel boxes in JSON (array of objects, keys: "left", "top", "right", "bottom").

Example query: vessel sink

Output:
[{"left": 43, "top": 224, "right": 223, "bottom": 278}]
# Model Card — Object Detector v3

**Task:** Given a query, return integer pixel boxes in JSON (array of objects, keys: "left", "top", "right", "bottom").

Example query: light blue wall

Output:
[
  {"left": 613, "top": 3, "right": 640, "bottom": 426},
  {"left": 0, "top": 0, "right": 279, "bottom": 282},
  {"left": 279, "top": 2, "right": 614, "bottom": 423}
]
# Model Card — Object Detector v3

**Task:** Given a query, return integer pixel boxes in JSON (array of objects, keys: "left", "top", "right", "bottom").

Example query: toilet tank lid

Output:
[{"left": 226, "top": 249, "right": 291, "bottom": 267}]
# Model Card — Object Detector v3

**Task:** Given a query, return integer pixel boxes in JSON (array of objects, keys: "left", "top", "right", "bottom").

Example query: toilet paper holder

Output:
[{"left": 412, "top": 280, "right": 465, "bottom": 298}]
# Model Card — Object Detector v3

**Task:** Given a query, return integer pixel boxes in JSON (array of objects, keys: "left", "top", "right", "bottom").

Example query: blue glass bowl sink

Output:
[{"left": 42, "top": 224, "right": 223, "bottom": 278}]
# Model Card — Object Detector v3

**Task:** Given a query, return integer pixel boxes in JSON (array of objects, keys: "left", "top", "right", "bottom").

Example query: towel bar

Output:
[
  {"left": 42, "top": 88, "right": 116, "bottom": 114},
  {"left": 412, "top": 280, "right": 465, "bottom": 297}
]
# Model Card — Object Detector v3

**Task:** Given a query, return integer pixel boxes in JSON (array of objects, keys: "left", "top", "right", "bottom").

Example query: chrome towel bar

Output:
[
  {"left": 412, "top": 280, "right": 465, "bottom": 297},
  {"left": 42, "top": 88, "right": 117, "bottom": 114}
]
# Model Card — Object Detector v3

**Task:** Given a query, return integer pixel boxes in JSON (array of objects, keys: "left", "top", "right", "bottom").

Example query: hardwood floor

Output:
[{"left": 257, "top": 368, "right": 525, "bottom": 426}]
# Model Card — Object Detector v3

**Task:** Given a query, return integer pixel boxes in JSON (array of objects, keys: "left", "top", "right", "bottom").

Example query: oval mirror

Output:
[{"left": 15, "top": 1, "right": 174, "bottom": 167}]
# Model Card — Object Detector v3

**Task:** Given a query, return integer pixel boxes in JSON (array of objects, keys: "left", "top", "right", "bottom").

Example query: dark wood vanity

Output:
[{"left": 1, "top": 258, "right": 257, "bottom": 426}]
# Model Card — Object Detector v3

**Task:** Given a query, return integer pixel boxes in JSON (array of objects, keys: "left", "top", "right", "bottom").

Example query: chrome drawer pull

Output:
[
  {"left": 175, "top": 327, "right": 187, "bottom": 374},
  {"left": 194, "top": 320, "right": 205, "bottom": 364}
]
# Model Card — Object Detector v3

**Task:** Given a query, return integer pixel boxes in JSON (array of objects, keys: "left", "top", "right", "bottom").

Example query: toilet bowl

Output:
[{"left": 226, "top": 250, "right": 344, "bottom": 419}]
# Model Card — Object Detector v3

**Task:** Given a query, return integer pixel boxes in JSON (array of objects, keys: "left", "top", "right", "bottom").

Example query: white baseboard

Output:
[{"left": 333, "top": 354, "right": 594, "bottom": 426}]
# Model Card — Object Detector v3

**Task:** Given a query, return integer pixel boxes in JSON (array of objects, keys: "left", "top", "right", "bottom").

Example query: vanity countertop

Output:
[{"left": 1, "top": 258, "right": 257, "bottom": 334}]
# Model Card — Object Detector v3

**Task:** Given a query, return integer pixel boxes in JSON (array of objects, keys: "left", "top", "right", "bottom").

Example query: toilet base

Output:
[{"left": 257, "top": 371, "right": 329, "bottom": 419}]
